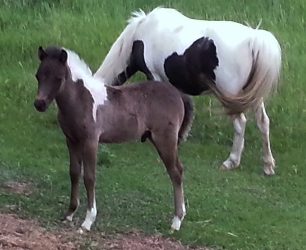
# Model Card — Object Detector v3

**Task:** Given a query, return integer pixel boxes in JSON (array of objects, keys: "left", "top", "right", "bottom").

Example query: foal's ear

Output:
[
  {"left": 38, "top": 46, "right": 48, "bottom": 61},
  {"left": 59, "top": 49, "right": 68, "bottom": 64}
]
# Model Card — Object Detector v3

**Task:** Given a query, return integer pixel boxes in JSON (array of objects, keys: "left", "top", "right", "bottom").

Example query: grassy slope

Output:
[{"left": 0, "top": 0, "right": 306, "bottom": 249}]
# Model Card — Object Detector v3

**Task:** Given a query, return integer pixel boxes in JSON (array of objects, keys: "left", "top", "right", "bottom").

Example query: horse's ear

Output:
[
  {"left": 59, "top": 49, "right": 68, "bottom": 64},
  {"left": 38, "top": 46, "right": 48, "bottom": 61}
]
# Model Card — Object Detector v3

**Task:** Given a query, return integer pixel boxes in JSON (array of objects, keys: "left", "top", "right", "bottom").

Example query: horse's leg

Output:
[
  {"left": 150, "top": 133, "right": 185, "bottom": 231},
  {"left": 171, "top": 157, "right": 186, "bottom": 231},
  {"left": 63, "top": 138, "right": 82, "bottom": 222},
  {"left": 220, "top": 113, "right": 247, "bottom": 170},
  {"left": 253, "top": 102, "right": 275, "bottom": 175},
  {"left": 79, "top": 140, "right": 98, "bottom": 232}
]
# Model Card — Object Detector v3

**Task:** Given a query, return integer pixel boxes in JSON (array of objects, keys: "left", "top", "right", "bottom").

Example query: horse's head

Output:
[{"left": 34, "top": 46, "right": 68, "bottom": 112}]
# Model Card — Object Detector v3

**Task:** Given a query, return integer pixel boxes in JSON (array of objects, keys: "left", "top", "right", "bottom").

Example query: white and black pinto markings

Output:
[{"left": 94, "top": 7, "right": 282, "bottom": 175}]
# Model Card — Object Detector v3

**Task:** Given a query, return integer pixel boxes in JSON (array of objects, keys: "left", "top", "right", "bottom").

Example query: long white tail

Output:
[
  {"left": 207, "top": 29, "right": 282, "bottom": 115},
  {"left": 94, "top": 10, "right": 147, "bottom": 85}
]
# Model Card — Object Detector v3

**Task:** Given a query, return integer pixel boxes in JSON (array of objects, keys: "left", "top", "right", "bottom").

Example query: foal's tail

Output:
[
  {"left": 207, "top": 29, "right": 282, "bottom": 115},
  {"left": 178, "top": 93, "right": 194, "bottom": 143},
  {"left": 94, "top": 10, "right": 147, "bottom": 85}
]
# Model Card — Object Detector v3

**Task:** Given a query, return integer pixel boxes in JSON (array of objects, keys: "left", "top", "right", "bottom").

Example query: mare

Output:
[
  {"left": 33, "top": 46, "right": 193, "bottom": 232},
  {"left": 94, "top": 7, "right": 282, "bottom": 175}
]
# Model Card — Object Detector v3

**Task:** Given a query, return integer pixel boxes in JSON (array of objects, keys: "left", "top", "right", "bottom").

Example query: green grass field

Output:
[{"left": 1, "top": 0, "right": 306, "bottom": 249}]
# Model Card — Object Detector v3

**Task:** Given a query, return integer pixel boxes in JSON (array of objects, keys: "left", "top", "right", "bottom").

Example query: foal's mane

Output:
[
  {"left": 64, "top": 48, "right": 93, "bottom": 81},
  {"left": 44, "top": 46, "right": 93, "bottom": 81}
]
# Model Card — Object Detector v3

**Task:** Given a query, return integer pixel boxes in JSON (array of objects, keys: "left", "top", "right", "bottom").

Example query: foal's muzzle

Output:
[{"left": 34, "top": 99, "right": 47, "bottom": 112}]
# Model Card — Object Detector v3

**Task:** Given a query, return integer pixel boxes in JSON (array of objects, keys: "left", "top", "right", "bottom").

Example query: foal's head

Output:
[{"left": 34, "top": 46, "right": 68, "bottom": 112}]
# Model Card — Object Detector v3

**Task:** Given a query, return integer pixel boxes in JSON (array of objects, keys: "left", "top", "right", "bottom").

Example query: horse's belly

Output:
[{"left": 99, "top": 129, "right": 140, "bottom": 144}]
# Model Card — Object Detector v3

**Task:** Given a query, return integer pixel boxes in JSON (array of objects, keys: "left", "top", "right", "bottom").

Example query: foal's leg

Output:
[
  {"left": 150, "top": 133, "right": 185, "bottom": 231},
  {"left": 63, "top": 138, "right": 82, "bottom": 222},
  {"left": 79, "top": 140, "right": 98, "bottom": 232},
  {"left": 253, "top": 102, "right": 275, "bottom": 175},
  {"left": 171, "top": 158, "right": 186, "bottom": 231},
  {"left": 220, "top": 113, "right": 247, "bottom": 170}
]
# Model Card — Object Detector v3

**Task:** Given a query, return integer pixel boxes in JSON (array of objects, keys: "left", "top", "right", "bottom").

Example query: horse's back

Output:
[
  {"left": 132, "top": 8, "right": 280, "bottom": 95},
  {"left": 135, "top": 8, "right": 254, "bottom": 52},
  {"left": 121, "top": 81, "right": 182, "bottom": 105},
  {"left": 99, "top": 81, "right": 184, "bottom": 142},
  {"left": 119, "top": 81, "right": 184, "bottom": 120},
  {"left": 132, "top": 8, "right": 258, "bottom": 89}
]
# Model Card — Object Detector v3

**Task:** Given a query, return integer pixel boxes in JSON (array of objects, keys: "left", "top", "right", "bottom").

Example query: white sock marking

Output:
[
  {"left": 81, "top": 199, "right": 97, "bottom": 231},
  {"left": 171, "top": 216, "right": 182, "bottom": 231}
]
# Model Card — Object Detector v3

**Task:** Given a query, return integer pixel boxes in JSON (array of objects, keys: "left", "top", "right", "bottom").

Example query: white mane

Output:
[
  {"left": 64, "top": 48, "right": 107, "bottom": 122},
  {"left": 64, "top": 48, "right": 93, "bottom": 81}
]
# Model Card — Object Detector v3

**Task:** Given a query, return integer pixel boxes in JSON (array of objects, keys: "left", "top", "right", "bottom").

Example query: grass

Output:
[{"left": 0, "top": 0, "right": 306, "bottom": 249}]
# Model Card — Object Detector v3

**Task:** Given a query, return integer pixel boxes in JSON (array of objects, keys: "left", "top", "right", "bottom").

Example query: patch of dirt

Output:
[
  {"left": 1, "top": 181, "right": 214, "bottom": 249},
  {"left": 1, "top": 181, "right": 33, "bottom": 196},
  {"left": 0, "top": 213, "right": 213, "bottom": 250},
  {"left": 0, "top": 214, "right": 76, "bottom": 250},
  {"left": 94, "top": 231, "right": 213, "bottom": 250}
]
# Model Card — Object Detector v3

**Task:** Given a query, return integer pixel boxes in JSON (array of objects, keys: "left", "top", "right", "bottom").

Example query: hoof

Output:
[
  {"left": 171, "top": 216, "right": 181, "bottom": 232},
  {"left": 263, "top": 167, "right": 275, "bottom": 175},
  {"left": 219, "top": 162, "right": 239, "bottom": 170},
  {"left": 77, "top": 225, "right": 91, "bottom": 234},
  {"left": 60, "top": 214, "right": 73, "bottom": 222},
  {"left": 219, "top": 164, "right": 229, "bottom": 170}
]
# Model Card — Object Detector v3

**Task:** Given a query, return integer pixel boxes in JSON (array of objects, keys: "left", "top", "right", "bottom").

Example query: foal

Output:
[{"left": 34, "top": 46, "right": 193, "bottom": 232}]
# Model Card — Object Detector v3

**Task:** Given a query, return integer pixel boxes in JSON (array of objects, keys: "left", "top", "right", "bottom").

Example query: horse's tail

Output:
[
  {"left": 178, "top": 93, "right": 194, "bottom": 143},
  {"left": 207, "top": 29, "right": 281, "bottom": 115},
  {"left": 94, "top": 10, "right": 147, "bottom": 85}
]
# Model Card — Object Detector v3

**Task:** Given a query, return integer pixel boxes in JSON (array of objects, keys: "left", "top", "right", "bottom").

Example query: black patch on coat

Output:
[
  {"left": 114, "top": 40, "right": 153, "bottom": 85},
  {"left": 164, "top": 37, "right": 219, "bottom": 96}
]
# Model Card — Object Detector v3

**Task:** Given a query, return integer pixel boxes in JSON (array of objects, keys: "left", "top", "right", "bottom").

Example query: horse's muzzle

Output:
[{"left": 34, "top": 99, "right": 47, "bottom": 112}]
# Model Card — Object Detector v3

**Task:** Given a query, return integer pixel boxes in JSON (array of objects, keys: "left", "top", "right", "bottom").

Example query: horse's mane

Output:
[{"left": 64, "top": 48, "right": 93, "bottom": 81}]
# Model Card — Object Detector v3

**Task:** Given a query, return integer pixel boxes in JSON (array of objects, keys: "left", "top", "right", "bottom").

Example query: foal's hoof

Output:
[
  {"left": 60, "top": 214, "right": 73, "bottom": 222},
  {"left": 77, "top": 225, "right": 91, "bottom": 234},
  {"left": 77, "top": 228, "right": 85, "bottom": 234},
  {"left": 170, "top": 216, "right": 181, "bottom": 232}
]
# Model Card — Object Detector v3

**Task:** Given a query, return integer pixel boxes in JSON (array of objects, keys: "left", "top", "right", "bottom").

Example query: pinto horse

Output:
[
  {"left": 94, "top": 7, "right": 282, "bottom": 175},
  {"left": 34, "top": 46, "right": 193, "bottom": 232}
]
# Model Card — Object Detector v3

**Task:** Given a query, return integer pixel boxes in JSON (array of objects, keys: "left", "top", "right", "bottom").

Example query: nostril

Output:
[{"left": 34, "top": 99, "right": 46, "bottom": 112}]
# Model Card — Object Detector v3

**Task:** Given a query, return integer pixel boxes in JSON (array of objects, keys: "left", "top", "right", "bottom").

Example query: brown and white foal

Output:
[{"left": 34, "top": 46, "right": 193, "bottom": 232}]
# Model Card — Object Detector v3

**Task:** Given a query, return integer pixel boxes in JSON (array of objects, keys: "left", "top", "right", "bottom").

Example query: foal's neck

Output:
[{"left": 55, "top": 73, "right": 78, "bottom": 117}]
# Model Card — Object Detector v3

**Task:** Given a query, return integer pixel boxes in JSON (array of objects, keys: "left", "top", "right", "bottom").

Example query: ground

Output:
[
  {"left": 0, "top": 182, "right": 213, "bottom": 250},
  {"left": 0, "top": 214, "right": 213, "bottom": 250}
]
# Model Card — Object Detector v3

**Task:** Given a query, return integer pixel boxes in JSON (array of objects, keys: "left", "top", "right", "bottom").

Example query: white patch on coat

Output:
[{"left": 65, "top": 48, "right": 107, "bottom": 122}]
